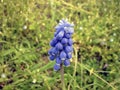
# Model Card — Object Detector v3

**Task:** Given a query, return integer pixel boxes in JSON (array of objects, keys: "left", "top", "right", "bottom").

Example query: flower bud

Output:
[
  {"left": 64, "top": 60, "right": 70, "bottom": 67},
  {"left": 68, "top": 39, "right": 73, "bottom": 46},
  {"left": 49, "top": 55, "right": 55, "bottom": 61},
  {"left": 55, "top": 42, "right": 63, "bottom": 50},
  {"left": 50, "top": 37, "right": 58, "bottom": 47},
  {"left": 60, "top": 51, "right": 66, "bottom": 60},
  {"left": 65, "top": 46, "right": 73, "bottom": 53},
  {"left": 56, "top": 57, "right": 62, "bottom": 65},
  {"left": 56, "top": 31, "right": 64, "bottom": 40},
  {"left": 49, "top": 47, "right": 58, "bottom": 56},
  {"left": 61, "top": 38, "right": 68, "bottom": 44},
  {"left": 67, "top": 53, "right": 72, "bottom": 59},
  {"left": 54, "top": 64, "right": 60, "bottom": 71},
  {"left": 64, "top": 33, "right": 71, "bottom": 39}
]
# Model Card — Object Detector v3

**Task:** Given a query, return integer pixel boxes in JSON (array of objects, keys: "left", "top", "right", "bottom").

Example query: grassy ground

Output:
[{"left": 0, "top": 0, "right": 120, "bottom": 90}]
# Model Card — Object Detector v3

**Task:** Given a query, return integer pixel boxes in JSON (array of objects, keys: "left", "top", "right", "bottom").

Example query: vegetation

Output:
[{"left": 0, "top": 0, "right": 120, "bottom": 90}]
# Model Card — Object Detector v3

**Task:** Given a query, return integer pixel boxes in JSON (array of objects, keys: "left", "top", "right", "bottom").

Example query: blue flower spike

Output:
[{"left": 48, "top": 19, "right": 74, "bottom": 71}]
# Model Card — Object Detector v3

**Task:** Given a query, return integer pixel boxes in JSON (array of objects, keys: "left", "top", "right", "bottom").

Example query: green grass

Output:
[{"left": 0, "top": 0, "right": 120, "bottom": 90}]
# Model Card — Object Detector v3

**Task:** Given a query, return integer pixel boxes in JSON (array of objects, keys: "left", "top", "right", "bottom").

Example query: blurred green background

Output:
[{"left": 0, "top": 0, "right": 120, "bottom": 90}]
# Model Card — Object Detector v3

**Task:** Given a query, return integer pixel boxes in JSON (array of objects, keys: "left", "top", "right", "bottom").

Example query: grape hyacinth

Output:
[{"left": 48, "top": 19, "right": 74, "bottom": 71}]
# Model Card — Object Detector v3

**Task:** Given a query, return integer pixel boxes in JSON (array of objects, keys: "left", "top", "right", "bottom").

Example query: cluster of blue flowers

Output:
[{"left": 48, "top": 19, "right": 74, "bottom": 71}]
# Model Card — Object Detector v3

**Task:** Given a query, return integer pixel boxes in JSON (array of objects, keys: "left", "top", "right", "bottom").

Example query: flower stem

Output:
[{"left": 60, "top": 64, "right": 65, "bottom": 90}]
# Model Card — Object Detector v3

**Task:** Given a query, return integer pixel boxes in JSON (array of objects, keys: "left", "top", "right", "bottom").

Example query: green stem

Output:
[{"left": 60, "top": 64, "right": 65, "bottom": 90}]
